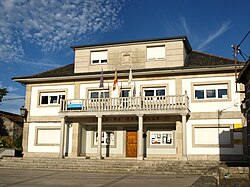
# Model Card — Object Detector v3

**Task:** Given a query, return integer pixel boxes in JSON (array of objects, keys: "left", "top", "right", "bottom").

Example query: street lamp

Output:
[{"left": 20, "top": 106, "right": 28, "bottom": 121}]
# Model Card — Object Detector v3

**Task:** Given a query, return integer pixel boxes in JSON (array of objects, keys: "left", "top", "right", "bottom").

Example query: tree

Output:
[
  {"left": 0, "top": 118, "right": 9, "bottom": 136},
  {"left": 0, "top": 88, "right": 8, "bottom": 102}
]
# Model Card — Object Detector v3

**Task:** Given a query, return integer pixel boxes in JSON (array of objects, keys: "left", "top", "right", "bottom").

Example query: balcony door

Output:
[
  {"left": 143, "top": 87, "right": 165, "bottom": 98},
  {"left": 88, "top": 90, "right": 109, "bottom": 110},
  {"left": 126, "top": 130, "right": 137, "bottom": 157},
  {"left": 143, "top": 87, "right": 166, "bottom": 109},
  {"left": 120, "top": 89, "right": 131, "bottom": 109}
]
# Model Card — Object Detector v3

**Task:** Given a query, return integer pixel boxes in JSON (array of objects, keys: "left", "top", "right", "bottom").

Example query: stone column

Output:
[
  {"left": 64, "top": 123, "right": 71, "bottom": 157},
  {"left": 22, "top": 122, "right": 29, "bottom": 157},
  {"left": 22, "top": 85, "right": 31, "bottom": 157},
  {"left": 175, "top": 121, "right": 183, "bottom": 159},
  {"left": 59, "top": 117, "right": 66, "bottom": 158},
  {"left": 137, "top": 114, "right": 144, "bottom": 160},
  {"left": 69, "top": 122, "right": 80, "bottom": 158},
  {"left": 182, "top": 114, "right": 187, "bottom": 158},
  {"left": 96, "top": 115, "right": 103, "bottom": 159}
]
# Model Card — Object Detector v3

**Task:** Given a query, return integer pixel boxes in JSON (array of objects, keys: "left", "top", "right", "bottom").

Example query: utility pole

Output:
[{"left": 232, "top": 30, "right": 250, "bottom": 93}]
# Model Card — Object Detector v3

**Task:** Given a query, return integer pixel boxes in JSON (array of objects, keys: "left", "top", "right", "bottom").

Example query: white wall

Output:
[
  {"left": 30, "top": 85, "right": 75, "bottom": 116},
  {"left": 84, "top": 128, "right": 124, "bottom": 156},
  {"left": 147, "top": 148, "right": 176, "bottom": 155},
  {"left": 182, "top": 76, "right": 241, "bottom": 112},
  {"left": 186, "top": 119, "right": 243, "bottom": 155},
  {"left": 28, "top": 122, "right": 61, "bottom": 153},
  {"left": 80, "top": 79, "right": 176, "bottom": 99}
]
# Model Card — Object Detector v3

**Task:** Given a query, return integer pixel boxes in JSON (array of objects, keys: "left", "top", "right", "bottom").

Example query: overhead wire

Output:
[
  {"left": 238, "top": 49, "right": 248, "bottom": 62},
  {"left": 237, "top": 29, "right": 250, "bottom": 48},
  {"left": 235, "top": 29, "right": 250, "bottom": 62},
  {"left": 2, "top": 97, "right": 25, "bottom": 101}
]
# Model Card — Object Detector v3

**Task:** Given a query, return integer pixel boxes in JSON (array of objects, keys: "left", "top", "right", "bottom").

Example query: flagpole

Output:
[{"left": 120, "top": 81, "right": 123, "bottom": 97}]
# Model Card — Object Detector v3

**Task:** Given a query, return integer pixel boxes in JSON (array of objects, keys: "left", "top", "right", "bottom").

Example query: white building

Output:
[{"left": 13, "top": 36, "right": 247, "bottom": 161}]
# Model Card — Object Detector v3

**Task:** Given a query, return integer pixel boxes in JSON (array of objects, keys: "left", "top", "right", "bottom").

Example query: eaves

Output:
[{"left": 13, "top": 65, "right": 242, "bottom": 84}]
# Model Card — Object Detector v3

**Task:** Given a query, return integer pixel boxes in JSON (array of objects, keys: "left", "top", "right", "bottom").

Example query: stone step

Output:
[
  {"left": 0, "top": 157, "right": 218, "bottom": 175},
  {"left": 0, "top": 158, "right": 219, "bottom": 166},
  {"left": 0, "top": 164, "right": 207, "bottom": 175},
  {"left": 0, "top": 160, "right": 213, "bottom": 170}
]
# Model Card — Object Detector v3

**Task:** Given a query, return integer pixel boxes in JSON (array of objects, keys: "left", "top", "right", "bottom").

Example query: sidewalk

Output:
[{"left": 0, "top": 169, "right": 199, "bottom": 187}]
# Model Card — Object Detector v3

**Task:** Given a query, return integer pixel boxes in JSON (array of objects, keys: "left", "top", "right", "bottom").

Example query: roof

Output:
[
  {"left": 0, "top": 110, "right": 23, "bottom": 123},
  {"left": 71, "top": 35, "right": 192, "bottom": 52},
  {"left": 25, "top": 63, "right": 75, "bottom": 78},
  {"left": 12, "top": 50, "right": 242, "bottom": 82},
  {"left": 185, "top": 50, "right": 238, "bottom": 66}
]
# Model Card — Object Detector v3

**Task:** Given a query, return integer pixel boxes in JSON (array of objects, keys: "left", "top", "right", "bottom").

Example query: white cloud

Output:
[
  {"left": 16, "top": 58, "right": 61, "bottom": 68},
  {"left": 0, "top": 84, "right": 23, "bottom": 114},
  {"left": 0, "top": 0, "right": 125, "bottom": 65},
  {"left": 0, "top": 82, "right": 18, "bottom": 94},
  {"left": 0, "top": 93, "right": 25, "bottom": 114},
  {"left": 180, "top": 16, "right": 190, "bottom": 35},
  {"left": 6, "top": 86, "right": 18, "bottom": 92},
  {"left": 197, "top": 21, "right": 231, "bottom": 50}
]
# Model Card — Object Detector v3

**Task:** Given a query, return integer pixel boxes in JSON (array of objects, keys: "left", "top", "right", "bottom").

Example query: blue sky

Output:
[{"left": 0, "top": 0, "right": 249, "bottom": 114}]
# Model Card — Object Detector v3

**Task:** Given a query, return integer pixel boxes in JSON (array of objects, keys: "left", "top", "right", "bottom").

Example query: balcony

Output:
[{"left": 60, "top": 94, "right": 189, "bottom": 117}]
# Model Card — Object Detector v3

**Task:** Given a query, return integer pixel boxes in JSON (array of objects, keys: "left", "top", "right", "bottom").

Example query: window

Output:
[
  {"left": 194, "top": 127, "right": 231, "bottom": 146},
  {"left": 121, "top": 89, "right": 131, "bottom": 97},
  {"left": 150, "top": 131, "right": 173, "bottom": 145},
  {"left": 194, "top": 84, "right": 228, "bottom": 100},
  {"left": 36, "top": 128, "right": 61, "bottom": 145},
  {"left": 94, "top": 131, "right": 115, "bottom": 145},
  {"left": 91, "top": 51, "right": 107, "bottom": 64},
  {"left": 143, "top": 88, "right": 165, "bottom": 97},
  {"left": 147, "top": 46, "right": 165, "bottom": 61},
  {"left": 89, "top": 90, "right": 109, "bottom": 99},
  {"left": 40, "top": 92, "right": 65, "bottom": 105}
]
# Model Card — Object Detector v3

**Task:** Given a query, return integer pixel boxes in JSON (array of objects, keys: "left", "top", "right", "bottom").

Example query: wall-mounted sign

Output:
[{"left": 233, "top": 123, "right": 242, "bottom": 132}]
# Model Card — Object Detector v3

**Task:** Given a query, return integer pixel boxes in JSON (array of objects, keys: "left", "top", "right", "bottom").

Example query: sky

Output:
[{"left": 0, "top": 0, "right": 249, "bottom": 114}]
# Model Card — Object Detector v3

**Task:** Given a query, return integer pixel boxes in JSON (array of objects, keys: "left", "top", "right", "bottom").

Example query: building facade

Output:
[
  {"left": 237, "top": 60, "right": 250, "bottom": 165},
  {"left": 0, "top": 110, "right": 23, "bottom": 141},
  {"left": 13, "top": 36, "right": 247, "bottom": 161}
]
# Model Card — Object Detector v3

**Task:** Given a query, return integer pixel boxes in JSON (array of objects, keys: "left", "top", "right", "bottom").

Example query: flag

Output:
[
  {"left": 128, "top": 67, "right": 132, "bottom": 85},
  {"left": 99, "top": 69, "right": 104, "bottom": 88},
  {"left": 113, "top": 66, "right": 118, "bottom": 91},
  {"left": 133, "top": 82, "right": 136, "bottom": 97}
]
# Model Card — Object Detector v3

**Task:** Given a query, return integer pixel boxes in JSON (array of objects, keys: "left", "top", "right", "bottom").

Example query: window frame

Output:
[
  {"left": 191, "top": 81, "right": 231, "bottom": 103},
  {"left": 88, "top": 89, "right": 110, "bottom": 99},
  {"left": 192, "top": 124, "right": 234, "bottom": 148},
  {"left": 35, "top": 127, "right": 61, "bottom": 146},
  {"left": 143, "top": 87, "right": 166, "bottom": 97},
  {"left": 38, "top": 90, "right": 66, "bottom": 107},
  {"left": 90, "top": 50, "right": 108, "bottom": 65},
  {"left": 146, "top": 45, "right": 166, "bottom": 61}
]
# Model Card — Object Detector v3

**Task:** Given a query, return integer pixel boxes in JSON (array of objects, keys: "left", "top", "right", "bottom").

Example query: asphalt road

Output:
[{"left": 0, "top": 168, "right": 200, "bottom": 187}]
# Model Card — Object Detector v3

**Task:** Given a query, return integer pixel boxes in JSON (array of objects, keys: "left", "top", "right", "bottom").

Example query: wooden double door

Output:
[{"left": 126, "top": 130, "right": 137, "bottom": 157}]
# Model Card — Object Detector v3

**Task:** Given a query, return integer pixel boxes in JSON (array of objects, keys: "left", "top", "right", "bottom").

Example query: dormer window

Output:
[
  {"left": 146, "top": 46, "right": 165, "bottom": 61},
  {"left": 91, "top": 50, "right": 107, "bottom": 64}
]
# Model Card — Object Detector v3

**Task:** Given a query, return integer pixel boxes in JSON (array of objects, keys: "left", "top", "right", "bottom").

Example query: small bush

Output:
[
  {"left": 14, "top": 135, "right": 23, "bottom": 151},
  {"left": 0, "top": 136, "right": 15, "bottom": 148}
]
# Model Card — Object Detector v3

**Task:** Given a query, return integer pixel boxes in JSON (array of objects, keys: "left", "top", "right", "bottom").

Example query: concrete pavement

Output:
[{"left": 0, "top": 168, "right": 200, "bottom": 187}]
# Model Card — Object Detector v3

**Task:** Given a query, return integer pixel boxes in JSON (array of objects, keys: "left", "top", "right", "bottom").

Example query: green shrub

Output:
[
  {"left": 14, "top": 135, "right": 23, "bottom": 151},
  {"left": 0, "top": 136, "right": 15, "bottom": 148}
]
